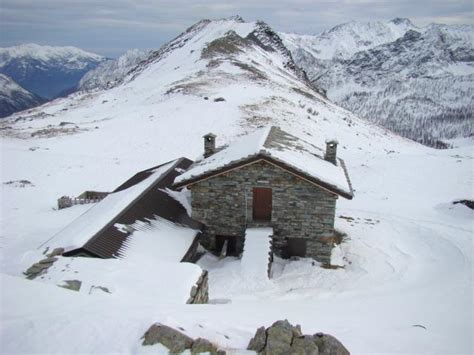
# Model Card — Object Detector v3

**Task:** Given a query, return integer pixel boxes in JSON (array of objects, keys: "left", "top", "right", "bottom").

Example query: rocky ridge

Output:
[{"left": 282, "top": 19, "right": 474, "bottom": 147}]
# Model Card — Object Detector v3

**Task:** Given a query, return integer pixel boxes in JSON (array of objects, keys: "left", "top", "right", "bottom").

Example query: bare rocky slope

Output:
[
  {"left": 281, "top": 19, "right": 474, "bottom": 147},
  {"left": 0, "top": 74, "right": 44, "bottom": 118}
]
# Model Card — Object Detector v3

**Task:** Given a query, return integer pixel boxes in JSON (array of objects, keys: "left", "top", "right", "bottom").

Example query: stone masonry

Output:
[{"left": 189, "top": 160, "right": 338, "bottom": 263}]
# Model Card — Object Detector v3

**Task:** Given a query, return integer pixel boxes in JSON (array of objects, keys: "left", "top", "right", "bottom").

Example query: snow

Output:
[
  {"left": 283, "top": 19, "right": 474, "bottom": 144},
  {"left": 175, "top": 126, "right": 352, "bottom": 196},
  {"left": 330, "top": 244, "right": 345, "bottom": 267},
  {"left": 118, "top": 216, "right": 199, "bottom": 262},
  {"left": 281, "top": 18, "right": 417, "bottom": 60},
  {"left": 0, "top": 16, "right": 472, "bottom": 355},
  {"left": 175, "top": 127, "right": 270, "bottom": 184},
  {"left": 43, "top": 161, "right": 175, "bottom": 252},
  {"left": 162, "top": 187, "right": 192, "bottom": 216},
  {"left": 241, "top": 228, "right": 273, "bottom": 281},
  {"left": 0, "top": 43, "right": 103, "bottom": 67}
]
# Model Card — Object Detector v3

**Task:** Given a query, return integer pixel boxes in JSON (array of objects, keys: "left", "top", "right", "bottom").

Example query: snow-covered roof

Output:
[
  {"left": 43, "top": 158, "right": 202, "bottom": 257},
  {"left": 174, "top": 126, "right": 353, "bottom": 199}
]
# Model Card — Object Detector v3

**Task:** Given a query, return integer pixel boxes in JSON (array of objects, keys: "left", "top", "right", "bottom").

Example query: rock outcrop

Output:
[
  {"left": 141, "top": 323, "right": 224, "bottom": 354},
  {"left": 247, "top": 319, "right": 350, "bottom": 355}
]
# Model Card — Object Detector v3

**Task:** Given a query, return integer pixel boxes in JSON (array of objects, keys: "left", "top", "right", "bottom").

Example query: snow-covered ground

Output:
[{"left": 0, "top": 16, "right": 472, "bottom": 354}]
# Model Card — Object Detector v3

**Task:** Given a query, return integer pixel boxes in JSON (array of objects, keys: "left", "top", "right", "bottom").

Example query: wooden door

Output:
[{"left": 253, "top": 187, "right": 272, "bottom": 221}]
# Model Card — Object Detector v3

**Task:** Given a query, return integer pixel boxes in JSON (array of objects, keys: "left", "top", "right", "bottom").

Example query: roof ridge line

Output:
[{"left": 260, "top": 125, "right": 274, "bottom": 150}]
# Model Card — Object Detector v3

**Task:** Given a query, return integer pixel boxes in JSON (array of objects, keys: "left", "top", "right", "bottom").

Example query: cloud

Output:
[{"left": 1, "top": 0, "right": 472, "bottom": 57}]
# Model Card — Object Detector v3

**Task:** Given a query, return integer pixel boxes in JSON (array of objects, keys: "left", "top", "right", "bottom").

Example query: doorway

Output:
[{"left": 252, "top": 187, "right": 272, "bottom": 221}]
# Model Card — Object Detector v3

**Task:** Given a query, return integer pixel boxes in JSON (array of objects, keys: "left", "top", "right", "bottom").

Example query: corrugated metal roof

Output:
[{"left": 64, "top": 158, "right": 203, "bottom": 258}]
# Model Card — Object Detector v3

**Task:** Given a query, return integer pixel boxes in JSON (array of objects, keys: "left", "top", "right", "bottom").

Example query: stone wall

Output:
[
  {"left": 189, "top": 160, "right": 338, "bottom": 263},
  {"left": 187, "top": 270, "right": 209, "bottom": 304}
]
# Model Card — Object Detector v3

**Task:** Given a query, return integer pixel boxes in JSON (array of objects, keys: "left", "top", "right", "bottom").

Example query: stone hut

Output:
[{"left": 174, "top": 126, "right": 353, "bottom": 264}]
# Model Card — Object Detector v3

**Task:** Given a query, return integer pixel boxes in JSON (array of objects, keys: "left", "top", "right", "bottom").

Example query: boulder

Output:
[
  {"left": 313, "top": 333, "right": 349, "bottom": 355},
  {"left": 263, "top": 320, "right": 299, "bottom": 355},
  {"left": 60, "top": 280, "right": 82, "bottom": 291},
  {"left": 292, "top": 335, "right": 319, "bottom": 355},
  {"left": 247, "top": 321, "right": 349, "bottom": 355},
  {"left": 39, "top": 257, "right": 57, "bottom": 264},
  {"left": 247, "top": 326, "right": 266, "bottom": 352},
  {"left": 266, "top": 319, "right": 295, "bottom": 345},
  {"left": 142, "top": 323, "right": 193, "bottom": 353},
  {"left": 191, "top": 337, "right": 219, "bottom": 354}
]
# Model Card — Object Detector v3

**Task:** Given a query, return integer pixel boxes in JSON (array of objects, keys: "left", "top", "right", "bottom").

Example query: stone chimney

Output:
[
  {"left": 325, "top": 139, "right": 338, "bottom": 164},
  {"left": 203, "top": 133, "right": 217, "bottom": 158}
]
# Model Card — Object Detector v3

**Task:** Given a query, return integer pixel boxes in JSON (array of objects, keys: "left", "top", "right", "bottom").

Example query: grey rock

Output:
[
  {"left": 263, "top": 340, "right": 292, "bottom": 355},
  {"left": 59, "top": 280, "right": 82, "bottom": 291},
  {"left": 267, "top": 319, "right": 295, "bottom": 345},
  {"left": 142, "top": 323, "right": 193, "bottom": 353},
  {"left": 313, "top": 333, "right": 350, "bottom": 355},
  {"left": 247, "top": 326, "right": 266, "bottom": 352},
  {"left": 39, "top": 257, "right": 57, "bottom": 264},
  {"left": 191, "top": 337, "right": 218, "bottom": 354},
  {"left": 263, "top": 320, "right": 296, "bottom": 355},
  {"left": 191, "top": 285, "right": 198, "bottom": 297},
  {"left": 292, "top": 335, "right": 319, "bottom": 355}
]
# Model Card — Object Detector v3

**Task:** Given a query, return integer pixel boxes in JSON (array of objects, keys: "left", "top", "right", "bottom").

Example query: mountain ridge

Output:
[
  {"left": 0, "top": 43, "right": 106, "bottom": 100},
  {"left": 0, "top": 74, "right": 44, "bottom": 118},
  {"left": 281, "top": 18, "right": 474, "bottom": 146}
]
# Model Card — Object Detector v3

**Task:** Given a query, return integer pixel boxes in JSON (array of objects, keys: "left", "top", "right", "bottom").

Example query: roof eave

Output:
[{"left": 174, "top": 153, "right": 354, "bottom": 199}]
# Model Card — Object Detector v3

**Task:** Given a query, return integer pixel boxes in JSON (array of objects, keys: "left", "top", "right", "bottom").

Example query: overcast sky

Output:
[{"left": 1, "top": 0, "right": 472, "bottom": 57}]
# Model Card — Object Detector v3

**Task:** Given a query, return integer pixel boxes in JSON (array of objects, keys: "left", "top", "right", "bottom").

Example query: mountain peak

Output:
[
  {"left": 389, "top": 17, "right": 414, "bottom": 26},
  {"left": 0, "top": 43, "right": 104, "bottom": 62}
]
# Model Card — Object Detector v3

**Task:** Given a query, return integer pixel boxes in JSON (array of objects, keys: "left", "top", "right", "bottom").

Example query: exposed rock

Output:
[
  {"left": 191, "top": 337, "right": 218, "bottom": 354},
  {"left": 142, "top": 323, "right": 193, "bottom": 353},
  {"left": 248, "top": 321, "right": 349, "bottom": 355},
  {"left": 263, "top": 320, "right": 299, "bottom": 355},
  {"left": 39, "top": 257, "right": 57, "bottom": 264},
  {"left": 59, "top": 280, "right": 82, "bottom": 292},
  {"left": 292, "top": 335, "right": 319, "bottom": 355},
  {"left": 267, "top": 319, "right": 298, "bottom": 344},
  {"left": 264, "top": 339, "right": 292, "bottom": 355},
  {"left": 247, "top": 326, "right": 266, "bottom": 352},
  {"left": 313, "top": 333, "right": 350, "bottom": 355}
]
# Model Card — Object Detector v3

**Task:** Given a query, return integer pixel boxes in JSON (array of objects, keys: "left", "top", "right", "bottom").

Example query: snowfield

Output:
[{"left": 0, "top": 16, "right": 473, "bottom": 354}]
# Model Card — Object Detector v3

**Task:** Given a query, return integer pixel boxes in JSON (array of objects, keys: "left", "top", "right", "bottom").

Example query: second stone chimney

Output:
[
  {"left": 203, "top": 133, "right": 217, "bottom": 158},
  {"left": 325, "top": 139, "right": 338, "bottom": 164}
]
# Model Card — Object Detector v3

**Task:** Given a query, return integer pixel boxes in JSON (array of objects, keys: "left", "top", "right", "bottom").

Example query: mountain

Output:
[
  {"left": 281, "top": 19, "right": 474, "bottom": 147},
  {"left": 282, "top": 18, "right": 417, "bottom": 62},
  {"left": 0, "top": 74, "right": 44, "bottom": 118},
  {"left": 1, "top": 17, "right": 472, "bottom": 355},
  {"left": 0, "top": 15, "right": 374, "bottom": 149},
  {"left": 0, "top": 44, "right": 106, "bottom": 100},
  {"left": 78, "top": 49, "right": 150, "bottom": 91}
]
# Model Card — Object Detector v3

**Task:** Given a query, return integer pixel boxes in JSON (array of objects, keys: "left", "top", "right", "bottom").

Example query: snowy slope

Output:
[
  {"left": 0, "top": 43, "right": 105, "bottom": 99},
  {"left": 281, "top": 19, "right": 474, "bottom": 146},
  {"left": 0, "top": 16, "right": 472, "bottom": 354},
  {"left": 79, "top": 49, "right": 150, "bottom": 90},
  {"left": 281, "top": 18, "right": 417, "bottom": 61},
  {"left": 0, "top": 74, "right": 43, "bottom": 117}
]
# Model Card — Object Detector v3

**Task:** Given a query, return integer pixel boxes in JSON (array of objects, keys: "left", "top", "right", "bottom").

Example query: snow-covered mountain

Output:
[
  {"left": 281, "top": 19, "right": 474, "bottom": 147},
  {"left": 78, "top": 49, "right": 150, "bottom": 90},
  {"left": 282, "top": 18, "right": 417, "bottom": 61},
  {"left": 0, "top": 44, "right": 105, "bottom": 99},
  {"left": 0, "top": 74, "right": 43, "bottom": 118},
  {"left": 1, "top": 16, "right": 472, "bottom": 354}
]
